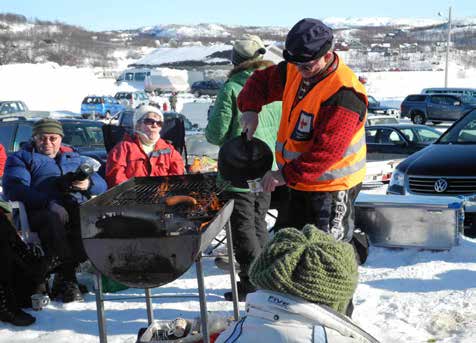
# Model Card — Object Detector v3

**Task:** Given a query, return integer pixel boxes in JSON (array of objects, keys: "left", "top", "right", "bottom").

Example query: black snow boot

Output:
[
  {"left": 61, "top": 281, "right": 83, "bottom": 303},
  {"left": 0, "top": 284, "right": 36, "bottom": 326},
  {"left": 51, "top": 272, "right": 84, "bottom": 303}
]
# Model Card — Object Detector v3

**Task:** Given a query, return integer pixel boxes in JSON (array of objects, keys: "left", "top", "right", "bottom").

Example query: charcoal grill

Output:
[{"left": 80, "top": 173, "right": 239, "bottom": 343}]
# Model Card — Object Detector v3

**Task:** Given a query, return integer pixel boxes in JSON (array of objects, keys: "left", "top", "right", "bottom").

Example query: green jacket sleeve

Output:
[{"left": 205, "top": 83, "right": 236, "bottom": 146}]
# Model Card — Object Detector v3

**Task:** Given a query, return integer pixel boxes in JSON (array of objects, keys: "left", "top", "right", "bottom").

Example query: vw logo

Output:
[{"left": 434, "top": 179, "right": 448, "bottom": 193}]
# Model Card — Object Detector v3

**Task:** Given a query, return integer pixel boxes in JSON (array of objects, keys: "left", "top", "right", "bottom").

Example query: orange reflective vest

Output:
[{"left": 276, "top": 60, "right": 368, "bottom": 192}]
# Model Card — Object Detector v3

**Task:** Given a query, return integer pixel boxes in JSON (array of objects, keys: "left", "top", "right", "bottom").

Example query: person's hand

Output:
[
  {"left": 240, "top": 111, "right": 259, "bottom": 141},
  {"left": 48, "top": 201, "right": 69, "bottom": 224},
  {"left": 262, "top": 170, "right": 286, "bottom": 192},
  {"left": 72, "top": 178, "right": 90, "bottom": 191}
]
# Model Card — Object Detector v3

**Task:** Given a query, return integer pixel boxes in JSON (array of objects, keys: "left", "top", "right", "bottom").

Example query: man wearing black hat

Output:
[
  {"left": 238, "top": 19, "right": 368, "bottom": 247},
  {"left": 2, "top": 118, "right": 107, "bottom": 303}
]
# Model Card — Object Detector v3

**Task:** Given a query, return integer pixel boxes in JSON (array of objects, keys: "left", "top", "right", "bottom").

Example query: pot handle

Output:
[{"left": 241, "top": 130, "right": 253, "bottom": 160}]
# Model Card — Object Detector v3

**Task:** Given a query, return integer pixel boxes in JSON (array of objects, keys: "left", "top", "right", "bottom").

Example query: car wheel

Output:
[
  {"left": 194, "top": 91, "right": 201, "bottom": 97},
  {"left": 412, "top": 113, "right": 426, "bottom": 125}
]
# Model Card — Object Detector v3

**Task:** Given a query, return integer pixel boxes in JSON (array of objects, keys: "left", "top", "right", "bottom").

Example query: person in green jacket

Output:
[{"left": 205, "top": 34, "right": 282, "bottom": 301}]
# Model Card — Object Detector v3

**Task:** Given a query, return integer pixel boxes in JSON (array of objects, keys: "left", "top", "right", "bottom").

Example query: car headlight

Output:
[{"left": 389, "top": 169, "right": 405, "bottom": 187}]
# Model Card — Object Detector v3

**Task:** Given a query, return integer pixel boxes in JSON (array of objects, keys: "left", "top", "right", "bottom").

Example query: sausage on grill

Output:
[{"left": 165, "top": 195, "right": 198, "bottom": 207}]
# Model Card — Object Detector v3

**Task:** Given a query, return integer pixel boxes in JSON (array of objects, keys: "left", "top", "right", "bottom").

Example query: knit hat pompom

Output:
[{"left": 249, "top": 225, "right": 358, "bottom": 314}]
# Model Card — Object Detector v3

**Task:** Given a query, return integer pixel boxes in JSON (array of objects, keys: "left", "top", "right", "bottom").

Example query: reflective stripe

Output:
[
  {"left": 283, "top": 149, "right": 302, "bottom": 160},
  {"left": 317, "top": 157, "right": 366, "bottom": 181},
  {"left": 150, "top": 148, "right": 171, "bottom": 157},
  {"left": 278, "top": 134, "right": 364, "bottom": 163},
  {"left": 343, "top": 135, "right": 365, "bottom": 157}
]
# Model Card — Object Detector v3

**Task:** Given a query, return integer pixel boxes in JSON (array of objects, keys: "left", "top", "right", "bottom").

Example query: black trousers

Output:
[
  {"left": 28, "top": 204, "right": 87, "bottom": 280},
  {"left": 284, "top": 183, "right": 362, "bottom": 242},
  {"left": 283, "top": 184, "right": 362, "bottom": 318},
  {"left": 0, "top": 212, "right": 43, "bottom": 307},
  {"left": 225, "top": 191, "right": 271, "bottom": 284}
]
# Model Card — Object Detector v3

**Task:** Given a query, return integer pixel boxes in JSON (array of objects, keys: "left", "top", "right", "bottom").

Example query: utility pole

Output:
[{"left": 444, "top": 6, "right": 452, "bottom": 87}]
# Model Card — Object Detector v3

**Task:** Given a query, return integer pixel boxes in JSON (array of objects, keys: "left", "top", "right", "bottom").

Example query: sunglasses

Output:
[
  {"left": 142, "top": 118, "right": 163, "bottom": 126},
  {"left": 35, "top": 135, "right": 60, "bottom": 143},
  {"left": 291, "top": 59, "right": 318, "bottom": 68}
]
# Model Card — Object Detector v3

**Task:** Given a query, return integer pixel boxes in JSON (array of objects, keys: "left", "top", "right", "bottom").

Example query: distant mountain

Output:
[{"left": 0, "top": 12, "right": 475, "bottom": 71}]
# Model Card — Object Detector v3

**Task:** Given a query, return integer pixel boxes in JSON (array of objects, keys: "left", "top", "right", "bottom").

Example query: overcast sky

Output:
[{"left": 1, "top": 0, "right": 473, "bottom": 31}]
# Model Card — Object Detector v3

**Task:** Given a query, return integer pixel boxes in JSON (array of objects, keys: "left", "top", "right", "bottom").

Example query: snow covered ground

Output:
[{"left": 1, "top": 61, "right": 476, "bottom": 342}]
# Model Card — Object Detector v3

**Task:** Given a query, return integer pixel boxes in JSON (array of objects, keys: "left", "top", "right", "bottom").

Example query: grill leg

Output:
[
  {"left": 145, "top": 288, "right": 154, "bottom": 325},
  {"left": 195, "top": 255, "right": 210, "bottom": 343},
  {"left": 225, "top": 220, "right": 240, "bottom": 320},
  {"left": 94, "top": 271, "right": 108, "bottom": 343}
]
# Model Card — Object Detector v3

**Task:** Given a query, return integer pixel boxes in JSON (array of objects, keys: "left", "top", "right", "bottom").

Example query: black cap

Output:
[{"left": 283, "top": 18, "right": 334, "bottom": 63}]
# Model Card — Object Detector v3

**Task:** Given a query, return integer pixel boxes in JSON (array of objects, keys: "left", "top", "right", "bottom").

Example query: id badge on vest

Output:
[{"left": 291, "top": 110, "right": 314, "bottom": 141}]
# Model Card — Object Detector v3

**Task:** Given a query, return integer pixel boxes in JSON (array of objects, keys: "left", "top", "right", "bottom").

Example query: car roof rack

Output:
[{"left": 0, "top": 115, "right": 28, "bottom": 122}]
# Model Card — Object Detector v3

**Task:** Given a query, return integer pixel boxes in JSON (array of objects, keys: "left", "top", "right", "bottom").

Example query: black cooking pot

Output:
[{"left": 218, "top": 132, "right": 273, "bottom": 188}]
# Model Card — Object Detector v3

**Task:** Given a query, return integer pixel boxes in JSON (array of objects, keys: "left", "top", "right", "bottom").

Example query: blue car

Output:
[{"left": 81, "top": 96, "right": 125, "bottom": 119}]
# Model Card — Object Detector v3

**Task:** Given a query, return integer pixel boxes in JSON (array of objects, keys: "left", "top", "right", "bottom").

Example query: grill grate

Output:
[{"left": 103, "top": 175, "right": 228, "bottom": 207}]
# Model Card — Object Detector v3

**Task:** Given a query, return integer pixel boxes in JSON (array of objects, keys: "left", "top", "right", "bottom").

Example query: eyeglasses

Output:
[
  {"left": 142, "top": 118, "right": 163, "bottom": 126},
  {"left": 35, "top": 135, "right": 60, "bottom": 143}
]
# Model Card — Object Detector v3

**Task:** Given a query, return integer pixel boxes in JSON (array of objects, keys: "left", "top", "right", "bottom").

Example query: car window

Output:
[
  {"left": 0, "top": 103, "right": 14, "bottom": 114},
  {"left": 9, "top": 102, "right": 20, "bottom": 112},
  {"left": 125, "top": 73, "right": 134, "bottom": 81},
  {"left": 134, "top": 72, "right": 147, "bottom": 81},
  {"left": 62, "top": 122, "right": 104, "bottom": 147},
  {"left": 376, "top": 128, "right": 403, "bottom": 145},
  {"left": 431, "top": 95, "right": 458, "bottom": 105},
  {"left": 365, "top": 129, "right": 377, "bottom": 143},
  {"left": 438, "top": 110, "right": 476, "bottom": 144},
  {"left": 406, "top": 95, "right": 426, "bottom": 102},
  {"left": 414, "top": 128, "right": 441, "bottom": 143},
  {"left": 0, "top": 124, "right": 16, "bottom": 151},
  {"left": 119, "top": 111, "right": 134, "bottom": 128},
  {"left": 455, "top": 119, "right": 476, "bottom": 143},
  {"left": 84, "top": 125, "right": 104, "bottom": 146},
  {"left": 399, "top": 128, "right": 416, "bottom": 142},
  {"left": 14, "top": 124, "right": 33, "bottom": 151},
  {"left": 17, "top": 102, "right": 26, "bottom": 111},
  {"left": 367, "top": 96, "right": 378, "bottom": 106}
]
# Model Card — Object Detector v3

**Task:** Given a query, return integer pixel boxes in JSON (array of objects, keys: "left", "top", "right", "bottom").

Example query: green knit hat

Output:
[
  {"left": 249, "top": 225, "right": 358, "bottom": 314},
  {"left": 33, "top": 118, "right": 64, "bottom": 137}
]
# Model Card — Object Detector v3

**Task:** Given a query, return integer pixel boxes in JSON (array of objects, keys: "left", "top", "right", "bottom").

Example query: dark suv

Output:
[
  {"left": 0, "top": 116, "right": 107, "bottom": 172},
  {"left": 400, "top": 94, "right": 476, "bottom": 124},
  {"left": 191, "top": 80, "right": 224, "bottom": 97}
]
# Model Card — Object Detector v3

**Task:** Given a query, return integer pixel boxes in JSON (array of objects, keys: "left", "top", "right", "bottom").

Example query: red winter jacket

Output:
[
  {"left": 0, "top": 144, "right": 6, "bottom": 177},
  {"left": 237, "top": 57, "right": 367, "bottom": 186},
  {"left": 105, "top": 134, "right": 184, "bottom": 188}
]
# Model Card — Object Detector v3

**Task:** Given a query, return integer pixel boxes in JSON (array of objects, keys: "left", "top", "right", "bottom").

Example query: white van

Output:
[{"left": 116, "top": 68, "right": 191, "bottom": 94}]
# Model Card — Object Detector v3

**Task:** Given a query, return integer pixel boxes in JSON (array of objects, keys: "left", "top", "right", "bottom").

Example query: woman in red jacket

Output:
[{"left": 105, "top": 106, "right": 185, "bottom": 187}]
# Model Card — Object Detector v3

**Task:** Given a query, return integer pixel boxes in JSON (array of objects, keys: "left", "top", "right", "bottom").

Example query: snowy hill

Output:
[{"left": 1, "top": 12, "right": 475, "bottom": 71}]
